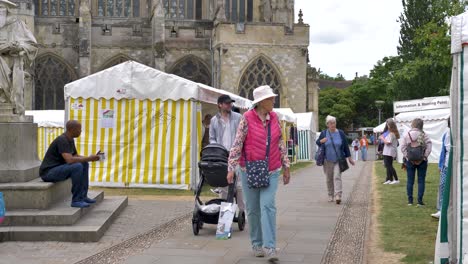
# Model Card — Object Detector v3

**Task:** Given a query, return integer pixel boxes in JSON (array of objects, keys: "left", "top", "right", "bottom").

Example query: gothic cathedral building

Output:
[{"left": 13, "top": 0, "right": 314, "bottom": 113}]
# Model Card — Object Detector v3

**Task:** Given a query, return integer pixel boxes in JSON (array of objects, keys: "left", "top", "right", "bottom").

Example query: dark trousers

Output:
[
  {"left": 41, "top": 162, "right": 89, "bottom": 203},
  {"left": 406, "top": 160, "right": 428, "bottom": 204},
  {"left": 383, "top": 155, "right": 398, "bottom": 182}
]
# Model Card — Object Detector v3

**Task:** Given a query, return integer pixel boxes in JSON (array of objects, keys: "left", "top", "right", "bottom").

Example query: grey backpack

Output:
[{"left": 406, "top": 132, "right": 425, "bottom": 161}]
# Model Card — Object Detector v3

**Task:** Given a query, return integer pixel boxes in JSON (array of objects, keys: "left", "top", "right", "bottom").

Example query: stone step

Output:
[
  {"left": 0, "top": 177, "right": 71, "bottom": 210},
  {"left": 0, "top": 196, "right": 128, "bottom": 242},
  {"left": 1, "top": 191, "right": 104, "bottom": 226}
]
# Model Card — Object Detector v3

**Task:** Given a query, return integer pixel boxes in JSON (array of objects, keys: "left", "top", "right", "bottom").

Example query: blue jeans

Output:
[
  {"left": 239, "top": 168, "right": 280, "bottom": 249},
  {"left": 41, "top": 162, "right": 89, "bottom": 203},
  {"left": 406, "top": 160, "right": 428, "bottom": 204},
  {"left": 437, "top": 167, "right": 448, "bottom": 210},
  {"left": 361, "top": 147, "right": 367, "bottom": 161}
]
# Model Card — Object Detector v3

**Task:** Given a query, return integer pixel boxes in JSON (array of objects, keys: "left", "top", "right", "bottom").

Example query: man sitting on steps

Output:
[{"left": 39, "top": 120, "right": 100, "bottom": 208}]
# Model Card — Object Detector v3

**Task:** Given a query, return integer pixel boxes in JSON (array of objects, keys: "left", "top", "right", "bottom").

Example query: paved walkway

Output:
[
  {"left": 119, "top": 155, "right": 375, "bottom": 264},
  {"left": 0, "top": 199, "right": 193, "bottom": 264},
  {"left": 0, "top": 146, "right": 377, "bottom": 264}
]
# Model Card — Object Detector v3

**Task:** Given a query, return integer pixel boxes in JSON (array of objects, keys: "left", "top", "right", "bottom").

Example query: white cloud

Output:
[{"left": 295, "top": 0, "right": 402, "bottom": 79}]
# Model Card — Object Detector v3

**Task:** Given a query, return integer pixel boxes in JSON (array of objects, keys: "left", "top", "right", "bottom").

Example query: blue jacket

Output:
[{"left": 316, "top": 129, "right": 351, "bottom": 159}]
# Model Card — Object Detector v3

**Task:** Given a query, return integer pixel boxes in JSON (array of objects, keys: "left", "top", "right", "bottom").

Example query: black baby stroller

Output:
[{"left": 192, "top": 143, "right": 246, "bottom": 236}]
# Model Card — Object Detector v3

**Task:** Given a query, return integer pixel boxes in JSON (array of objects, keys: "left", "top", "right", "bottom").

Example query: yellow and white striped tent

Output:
[
  {"left": 64, "top": 61, "right": 252, "bottom": 189},
  {"left": 25, "top": 110, "right": 65, "bottom": 160},
  {"left": 273, "top": 108, "right": 297, "bottom": 163}
]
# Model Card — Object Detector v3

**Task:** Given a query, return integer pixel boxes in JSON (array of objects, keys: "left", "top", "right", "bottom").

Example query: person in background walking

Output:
[
  {"left": 316, "top": 115, "right": 355, "bottom": 204},
  {"left": 209, "top": 95, "right": 244, "bottom": 211},
  {"left": 432, "top": 119, "right": 451, "bottom": 218},
  {"left": 201, "top": 114, "right": 212, "bottom": 149},
  {"left": 380, "top": 118, "right": 400, "bottom": 185},
  {"left": 351, "top": 138, "right": 360, "bottom": 161},
  {"left": 226, "top": 85, "right": 290, "bottom": 262},
  {"left": 360, "top": 135, "right": 369, "bottom": 161},
  {"left": 401, "top": 118, "right": 432, "bottom": 206}
]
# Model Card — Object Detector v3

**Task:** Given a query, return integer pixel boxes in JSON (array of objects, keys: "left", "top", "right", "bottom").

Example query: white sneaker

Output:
[
  {"left": 265, "top": 247, "right": 278, "bottom": 262},
  {"left": 390, "top": 180, "right": 400, "bottom": 184},
  {"left": 253, "top": 245, "right": 265, "bottom": 257},
  {"left": 383, "top": 180, "right": 391, "bottom": 184},
  {"left": 431, "top": 211, "right": 441, "bottom": 219}
]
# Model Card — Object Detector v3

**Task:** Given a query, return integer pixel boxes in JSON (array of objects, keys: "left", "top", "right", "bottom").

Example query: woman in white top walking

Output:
[
  {"left": 380, "top": 118, "right": 400, "bottom": 184},
  {"left": 351, "top": 138, "right": 360, "bottom": 161}
]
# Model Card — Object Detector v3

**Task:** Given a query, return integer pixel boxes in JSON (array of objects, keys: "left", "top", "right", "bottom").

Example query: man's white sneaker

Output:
[
  {"left": 390, "top": 180, "right": 400, "bottom": 184},
  {"left": 431, "top": 211, "right": 441, "bottom": 219},
  {"left": 265, "top": 248, "right": 278, "bottom": 262},
  {"left": 253, "top": 246, "right": 264, "bottom": 257},
  {"left": 383, "top": 180, "right": 391, "bottom": 184}
]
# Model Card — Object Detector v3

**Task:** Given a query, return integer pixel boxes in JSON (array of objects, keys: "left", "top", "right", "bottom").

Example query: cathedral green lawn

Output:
[{"left": 375, "top": 161, "right": 440, "bottom": 264}]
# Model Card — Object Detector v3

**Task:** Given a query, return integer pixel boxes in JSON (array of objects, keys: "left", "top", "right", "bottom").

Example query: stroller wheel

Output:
[
  {"left": 192, "top": 222, "right": 200, "bottom": 235},
  {"left": 238, "top": 211, "right": 246, "bottom": 231}
]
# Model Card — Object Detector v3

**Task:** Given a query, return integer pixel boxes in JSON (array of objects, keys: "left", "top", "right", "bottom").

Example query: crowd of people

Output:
[{"left": 316, "top": 115, "right": 450, "bottom": 219}]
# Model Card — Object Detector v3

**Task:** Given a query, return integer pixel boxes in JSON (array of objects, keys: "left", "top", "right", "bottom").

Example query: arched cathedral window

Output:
[
  {"left": 164, "top": 0, "right": 202, "bottom": 20},
  {"left": 34, "top": 56, "right": 76, "bottom": 110},
  {"left": 170, "top": 56, "right": 211, "bottom": 86},
  {"left": 34, "top": 0, "right": 77, "bottom": 16},
  {"left": 239, "top": 56, "right": 281, "bottom": 107},
  {"left": 99, "top": 56, "right": 130, "bottom": 71}
]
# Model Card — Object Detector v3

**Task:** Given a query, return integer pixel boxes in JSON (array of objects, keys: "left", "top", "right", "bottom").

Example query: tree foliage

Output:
[{"left": 317, "top": 0, "right": 466, "bottom": 130}]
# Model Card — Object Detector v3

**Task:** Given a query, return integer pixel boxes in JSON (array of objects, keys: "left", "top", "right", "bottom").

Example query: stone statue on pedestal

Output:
[{"left": 0, "top": 0, "right": 37, "bottom": 115}]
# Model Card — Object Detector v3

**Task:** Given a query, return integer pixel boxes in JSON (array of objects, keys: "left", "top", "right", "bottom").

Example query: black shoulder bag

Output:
[
  {"left": 244, "top": 122, "right": 271, "bottom": 188},
  {"left": 329, "top": 130, "right": 349, "bottom": 173}
]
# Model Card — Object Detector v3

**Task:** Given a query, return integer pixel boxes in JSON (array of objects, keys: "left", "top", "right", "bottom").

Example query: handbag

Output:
[
  {"left": 329, "top": 130, "right": 349, "bottom": 173},
  {"left": 315, "top": 144, "right": 325, "bottom": 166},
  {"left": 244, "top": 122, "right": 271, "bottom": 188}
]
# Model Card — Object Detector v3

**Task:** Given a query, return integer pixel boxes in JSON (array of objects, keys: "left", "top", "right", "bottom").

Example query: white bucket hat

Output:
[
  {"left": 0, "top": 0, "right": 17, "bottom": 7},
  {"left": 252, "top": 85, "right": 277, "bottom": 105}
]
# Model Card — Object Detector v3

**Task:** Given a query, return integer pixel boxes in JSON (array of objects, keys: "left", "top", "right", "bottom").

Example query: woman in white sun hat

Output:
[{"left": 227, "top": 85, "right": 290, "bottom": 262}]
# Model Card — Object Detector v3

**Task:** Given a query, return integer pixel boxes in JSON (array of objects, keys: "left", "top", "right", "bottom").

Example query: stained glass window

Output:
[
  {"left": 36, "top": 0, "right": 76, "bottom": 16},
  {"left": 239, "top": 57, "right": 281, "bottom": 107},
  {"left": 99, "top": 56, "right": 130, "bottom": 71},
  {"left": 170, "top": 57, "right": 211, "bottom": 86},
  {"left": 34, "top": 56, "right": 75, "bottom": 110},
  {"left": 96, "top": 0, "right": 139, "bottom": 17},
  {"left": 225, "top": 0, "right": 252, "bottom": 22},
  {"left": 164, "top": 0, "right": 198, "bottom": 20}
]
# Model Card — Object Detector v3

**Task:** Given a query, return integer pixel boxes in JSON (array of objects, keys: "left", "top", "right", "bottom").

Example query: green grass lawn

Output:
[
  {"left": 375, "top": 161, "right": 440, "bottom": 264},
  {"left": 91, "top": 161, "right": 313, "bottom": 197}
]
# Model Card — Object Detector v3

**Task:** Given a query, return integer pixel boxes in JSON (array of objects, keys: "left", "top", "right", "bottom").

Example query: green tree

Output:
[{"left": 318, "top": 88, "right": 355, "bottom": 130}]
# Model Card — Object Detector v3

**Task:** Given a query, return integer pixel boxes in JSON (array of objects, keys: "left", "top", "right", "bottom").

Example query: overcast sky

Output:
[{"left": 295, "top": 0, "right": 403, "bottom": 80}]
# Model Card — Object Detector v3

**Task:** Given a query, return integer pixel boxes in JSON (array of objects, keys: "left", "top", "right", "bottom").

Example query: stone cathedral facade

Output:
[{"left": 12, "top": 0, "right": 317, "bottom": 114}]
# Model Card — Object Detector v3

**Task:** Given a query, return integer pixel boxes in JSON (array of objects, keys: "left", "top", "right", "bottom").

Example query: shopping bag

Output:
[
  {"left": 0, "top": 192, "right": 5, "bottom": 224},
  {"left": 215, "top": 202, "right": 238, "bottom": 240}
]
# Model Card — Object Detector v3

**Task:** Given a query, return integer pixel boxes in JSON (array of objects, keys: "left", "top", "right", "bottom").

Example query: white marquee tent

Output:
[
  {"left": 295, "top": 112, "right": 316, "bottom": 161},
  {"left": 434, "top": 11, "right": 468, "bottom": 264},
  {"left": 395, "top": 108, "right": 450, "bottom": 163},
  {"left": 63, "top": 61, "right": 252, "bottom": 189}
]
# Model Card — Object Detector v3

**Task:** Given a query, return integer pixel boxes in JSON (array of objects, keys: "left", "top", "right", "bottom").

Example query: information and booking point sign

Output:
[{"left": 393, "top": 96, "right": 450, "bottom": 113}]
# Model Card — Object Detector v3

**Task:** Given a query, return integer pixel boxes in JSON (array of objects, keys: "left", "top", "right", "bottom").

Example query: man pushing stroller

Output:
[{"left": 209, "top": 95, "right": 245, "bottom": 212}]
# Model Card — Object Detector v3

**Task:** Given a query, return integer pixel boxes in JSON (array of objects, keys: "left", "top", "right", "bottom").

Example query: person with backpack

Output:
[
  {"left": 401, "top": 118, "right": 432, "bottom": 206},
  {"left": 380, "top": 118, "right": 400, "bottom": 185}
]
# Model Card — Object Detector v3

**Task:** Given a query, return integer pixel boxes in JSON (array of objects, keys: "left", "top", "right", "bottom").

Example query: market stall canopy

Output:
[
  {"left": 273, "top": 108, "right": 297, "bottom": 123},
  {"left": 395, "top": 108, "right": 450, "bottom": 123},
  {"left": 64, "top": 61, "right": 253, "bottom": 109},
  {"left": 373, "top": 122, "right": 386, "bottom": 133},
  {"left": 25, "top": 110, "right": 65, "bottom": 128},
  {"left": 295, "top": 112, "right": 315, "bottom": 131}
]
